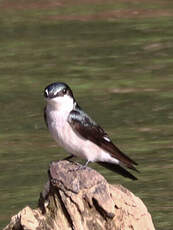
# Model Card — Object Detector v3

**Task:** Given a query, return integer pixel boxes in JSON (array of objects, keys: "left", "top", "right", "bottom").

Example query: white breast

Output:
[
  {"left": 45, "top": 96, "right": 118, "bottom": 164},
  {"left": 46, "top": 104, "right": 84, "bottom": 155}
]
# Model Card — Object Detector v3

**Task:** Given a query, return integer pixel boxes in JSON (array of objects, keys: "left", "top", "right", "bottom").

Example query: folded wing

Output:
[{"left": 68, "top": 109, "right": 138, "bottom": 172}]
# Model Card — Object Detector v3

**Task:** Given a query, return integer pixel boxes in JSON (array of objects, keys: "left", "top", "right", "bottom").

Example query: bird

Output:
[{"left": 44, "top": 82, "right": 139, "bottom": 180}]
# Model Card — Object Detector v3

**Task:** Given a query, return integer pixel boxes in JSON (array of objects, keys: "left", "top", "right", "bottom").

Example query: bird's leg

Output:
[
  {"left": 62, "top": 154, "right": 74, "bottom": 161},
  {"left": 67, "top": 160, "right": 90, "bottom": 173},
  {"left": 75, "top": 160, "right": 90, "bottom": 171},
  {"left": 83, "top": 160, "right": 90, "bottom": 168}
]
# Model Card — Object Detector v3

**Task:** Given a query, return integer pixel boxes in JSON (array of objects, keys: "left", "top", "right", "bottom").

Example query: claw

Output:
[{"left": 67, "top": 160, "right": 90, "bottom": 172}]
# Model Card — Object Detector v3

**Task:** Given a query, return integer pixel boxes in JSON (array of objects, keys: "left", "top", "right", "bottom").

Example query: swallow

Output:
[{"left": 44, "top": 82, "right": 139, "bottom": 180}]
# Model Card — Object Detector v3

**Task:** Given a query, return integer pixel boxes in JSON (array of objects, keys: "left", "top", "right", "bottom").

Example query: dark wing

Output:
[
  {"left": 68, "top": 109, "right": 138, "bottom": 171},
  {"left": 98, "top": 162, "right": 137, "bottom": 180},
  {"left": 44, "top": 106, "right": 48, "bottom": 127}
]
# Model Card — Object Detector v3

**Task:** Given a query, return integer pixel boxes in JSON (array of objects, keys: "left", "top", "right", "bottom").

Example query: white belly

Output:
[
  {"left": 47, "top": 109, "right": 93, "bottom": 160},
  {"left": 46, "top": 108, "right": 119, "bottom": 164}
]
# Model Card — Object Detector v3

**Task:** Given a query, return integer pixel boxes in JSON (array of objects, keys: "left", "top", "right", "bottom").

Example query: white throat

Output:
[{"left": 46, "top": 94, "right": 74, "bottom": 113}]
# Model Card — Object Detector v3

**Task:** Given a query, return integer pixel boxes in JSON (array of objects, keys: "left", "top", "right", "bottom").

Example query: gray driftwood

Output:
[{"left": 3, "top": 160, "right": 155, "bottom": 230}]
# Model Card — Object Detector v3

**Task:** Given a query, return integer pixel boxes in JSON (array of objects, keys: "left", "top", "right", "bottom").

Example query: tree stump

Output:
[{"left": 3, "top": 160, "right": 155, "bottom": 230}]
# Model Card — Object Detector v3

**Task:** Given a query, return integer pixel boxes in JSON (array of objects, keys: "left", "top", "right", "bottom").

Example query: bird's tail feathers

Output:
[
  {"left": 124, "top": 162, "right": 140, "bottom": 173},
  {"left": 98, "top": 162, "right": 138, "bottom": 181}
]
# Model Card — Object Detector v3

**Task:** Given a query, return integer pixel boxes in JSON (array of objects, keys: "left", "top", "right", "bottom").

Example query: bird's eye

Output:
[{"left": 63, "top": 88, "right": 67, "bottom": 94}]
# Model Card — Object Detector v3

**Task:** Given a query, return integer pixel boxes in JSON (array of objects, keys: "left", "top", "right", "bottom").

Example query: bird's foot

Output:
[
  {"left": 75, "top": 164, "right": 87, "bottom": 171},
  {"left": 68, "top": 160, "right": 90, "bottom": 172}
]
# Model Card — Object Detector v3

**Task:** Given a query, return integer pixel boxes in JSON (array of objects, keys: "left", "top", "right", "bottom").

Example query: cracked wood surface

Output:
[{"left": 3, "top": 160, "right": 155, "bottom": 230}]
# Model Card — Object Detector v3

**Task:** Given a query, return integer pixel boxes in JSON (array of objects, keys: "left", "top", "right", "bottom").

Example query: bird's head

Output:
[{"left": 44, "top": 82, "right": 74, "bottom": 111}]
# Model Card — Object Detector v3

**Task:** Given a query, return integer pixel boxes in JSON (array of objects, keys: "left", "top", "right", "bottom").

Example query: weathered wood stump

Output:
[{"left": 3, "top": 160, "right": 155, "bottom": 230}]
